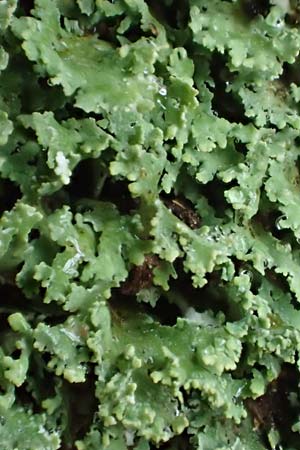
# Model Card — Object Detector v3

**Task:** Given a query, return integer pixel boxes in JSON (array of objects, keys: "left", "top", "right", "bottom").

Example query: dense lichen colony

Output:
[{"left": 1, "top": 1, "right": 300, "bottom": 449}]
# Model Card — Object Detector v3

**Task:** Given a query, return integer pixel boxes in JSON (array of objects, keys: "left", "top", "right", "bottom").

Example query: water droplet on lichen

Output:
[
  {"left": 275, "top": 215, "right": 286, "bottom": 231},
  {"left": 158, "top": 86, "right": 167, "bottom": 96}
]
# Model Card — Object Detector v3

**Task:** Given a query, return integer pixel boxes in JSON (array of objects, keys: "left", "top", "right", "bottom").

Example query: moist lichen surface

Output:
[{"left": 1, "top": 1, "right": 300, "bottom": 449}]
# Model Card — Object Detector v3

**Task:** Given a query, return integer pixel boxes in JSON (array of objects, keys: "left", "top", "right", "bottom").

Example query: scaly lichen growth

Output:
[{"left": 1, "top": 0, "right": 300, "bottom": 449}]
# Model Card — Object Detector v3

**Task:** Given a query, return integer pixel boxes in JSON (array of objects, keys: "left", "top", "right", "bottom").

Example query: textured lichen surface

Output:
[{"left": 2, "top": 0, "right": 300, "bottom": 449}]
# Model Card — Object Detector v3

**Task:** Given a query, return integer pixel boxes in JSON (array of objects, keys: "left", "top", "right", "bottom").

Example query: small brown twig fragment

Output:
[
  {"left": 163, "top": 197, "right": 201, "bottom": 230},
  {"left": 121, "top": 255, "right": 160, "bottom": 296}
]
